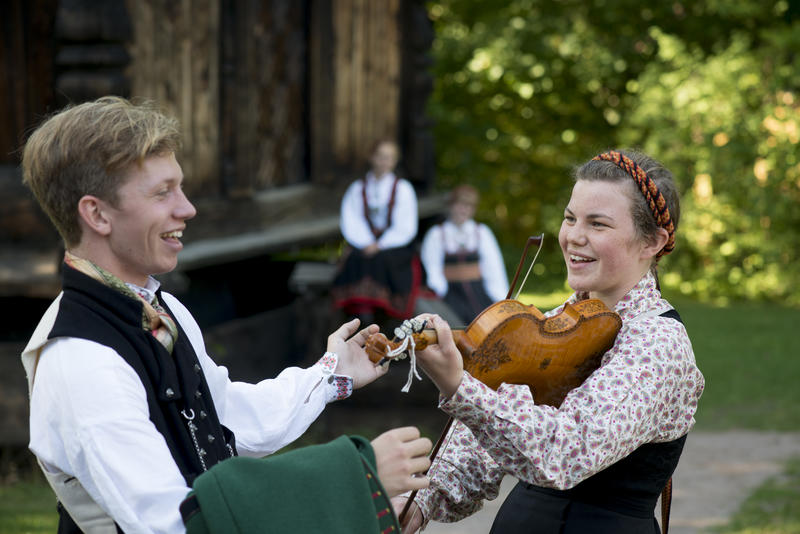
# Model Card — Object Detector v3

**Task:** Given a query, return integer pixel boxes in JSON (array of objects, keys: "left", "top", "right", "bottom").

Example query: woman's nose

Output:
[{"left": 564, "top": 223, "right": 587, "bottom": 245}]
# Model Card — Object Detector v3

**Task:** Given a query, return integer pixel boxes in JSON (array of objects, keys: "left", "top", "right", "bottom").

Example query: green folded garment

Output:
[{"left": 184, "top": 435, "right": 399, "bottom": 534}]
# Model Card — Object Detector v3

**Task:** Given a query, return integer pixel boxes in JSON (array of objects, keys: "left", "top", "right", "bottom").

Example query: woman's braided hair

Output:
[{"left": 576, "top": 149, "right": 679, "bottom": 261}]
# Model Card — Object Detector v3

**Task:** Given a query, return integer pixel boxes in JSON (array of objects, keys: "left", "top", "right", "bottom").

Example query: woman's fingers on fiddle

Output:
[{"left": 427, "top": 315, "right": 456, "bottom": 349}]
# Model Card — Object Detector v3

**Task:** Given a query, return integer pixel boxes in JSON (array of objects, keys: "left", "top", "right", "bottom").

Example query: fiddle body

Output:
[{"left": 366, "top": 298, "right": 622, "bottom": 407}]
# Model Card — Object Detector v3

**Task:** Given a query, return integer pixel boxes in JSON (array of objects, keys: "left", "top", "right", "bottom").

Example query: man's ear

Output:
[
  {"left": 77, "top": 195, "right": 112, "bottom": 237},
  {"left": 642, "top": 227, "right": 669, "bottom": 259}
]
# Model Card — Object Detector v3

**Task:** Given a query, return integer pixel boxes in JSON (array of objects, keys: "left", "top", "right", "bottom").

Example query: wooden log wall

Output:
[
  {"left": 125, "top": 0, "right": 220, "bottom": 199},
  {"left": 310, "top": 0, "right": 403, "bottom": 184},
  {"left": 219, "top": 0, "right": 309, "bottom": 197},
  {"left": 0, "top": 0, "right": 57, "bottom": 165}
]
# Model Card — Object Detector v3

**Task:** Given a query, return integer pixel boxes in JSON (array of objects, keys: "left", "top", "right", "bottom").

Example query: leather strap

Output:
[{"left": 661, "top": 477, "right": 673, "bottom": 534}]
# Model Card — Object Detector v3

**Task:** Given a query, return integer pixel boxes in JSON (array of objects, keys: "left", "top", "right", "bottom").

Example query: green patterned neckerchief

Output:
[{"left": 64, "top": 251, "right": 179, "bottom": 354}]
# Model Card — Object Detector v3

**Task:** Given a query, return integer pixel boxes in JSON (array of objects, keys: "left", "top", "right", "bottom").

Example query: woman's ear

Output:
[
  {"left": 77, "top": 195, "right": 112, "bottom": 237},
  {"left": 642, "top": 227, "right": 669, "bottom": 259}
]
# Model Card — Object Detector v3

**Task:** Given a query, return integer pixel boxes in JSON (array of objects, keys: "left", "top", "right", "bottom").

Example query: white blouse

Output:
[
  {"left": 339, "top": 171, "right": 418, "bottom": 250},
  {"left": 420, "top": 219, "right": 509, "bottom": 302}
]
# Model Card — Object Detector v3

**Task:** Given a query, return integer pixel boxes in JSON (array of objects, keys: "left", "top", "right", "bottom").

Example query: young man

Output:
[{"left": 21, "top": 96, "right": 430, "bottom": 533}]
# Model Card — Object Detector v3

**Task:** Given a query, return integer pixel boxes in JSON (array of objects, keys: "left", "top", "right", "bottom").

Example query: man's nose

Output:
[{"left": 176, "top": 190, "right": 197, "bottom": 220}]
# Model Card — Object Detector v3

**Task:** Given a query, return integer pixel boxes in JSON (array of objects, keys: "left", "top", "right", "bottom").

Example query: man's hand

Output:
[
  {"left": 326, "top": 319, "right": 385, "bottom": 389},
  {"left": 413, "top": 314, "right": 464, "bottom": 399},
  {"left": 371, "top": 427, "right": 432, "bottom": 498}
]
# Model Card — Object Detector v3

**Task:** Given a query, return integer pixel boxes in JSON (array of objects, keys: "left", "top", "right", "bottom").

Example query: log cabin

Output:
[{"left": 0, "top": 0, "right": 445, "bottom": 447}]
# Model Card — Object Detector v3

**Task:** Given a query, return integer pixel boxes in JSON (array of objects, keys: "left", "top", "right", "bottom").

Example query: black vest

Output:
[
  {"left": 51, "top": 265, "right": 236, "bottom": 532},
  {"left": 490, "top": 309, "right": 687, "bottom": 534}
]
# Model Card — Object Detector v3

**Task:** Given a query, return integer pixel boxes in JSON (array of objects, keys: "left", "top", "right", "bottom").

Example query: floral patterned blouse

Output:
[{"left": 415, "top": 271, "right": 705, "bottom": 524}]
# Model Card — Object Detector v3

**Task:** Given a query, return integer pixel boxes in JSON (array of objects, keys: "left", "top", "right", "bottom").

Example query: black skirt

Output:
[
  {"left": 331, "top": 245, "right": 423, "bottom": 318},
  {"left": 489, "top": 482, "right": 661, "bottom": 534}
]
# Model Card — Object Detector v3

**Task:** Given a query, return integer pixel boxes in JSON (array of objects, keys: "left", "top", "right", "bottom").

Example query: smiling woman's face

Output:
[{"left": 558, "top": 179, "right": 653, "bottom": 308}]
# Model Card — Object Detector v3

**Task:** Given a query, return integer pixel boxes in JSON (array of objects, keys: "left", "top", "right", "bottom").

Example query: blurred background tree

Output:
[{"left": 427, "top": 0, "right": 800, "bottom": 305}]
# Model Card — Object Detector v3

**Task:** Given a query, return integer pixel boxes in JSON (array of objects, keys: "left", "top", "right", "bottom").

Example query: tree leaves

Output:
[{"left": 429, "top": 0, "right": 800, "bottom": 303}]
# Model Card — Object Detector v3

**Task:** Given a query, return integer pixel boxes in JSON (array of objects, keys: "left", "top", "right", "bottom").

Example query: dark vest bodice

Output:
[
  {"left": 50, "top": 266, "right": 237, "bottom": 532},
  {"left": 490, "top": 309, "right": 688, "bottom": 534}
]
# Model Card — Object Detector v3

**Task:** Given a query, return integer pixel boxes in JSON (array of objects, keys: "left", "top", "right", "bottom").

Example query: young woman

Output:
[
  {"left": 332, "top": 140, "right": 422, "bottom": 322},
  {"left": 420, "top": 184, "right": 509, "bottom": 324},
  {"left": 398, "top": 150, "right": 705, "bottom": 533}
]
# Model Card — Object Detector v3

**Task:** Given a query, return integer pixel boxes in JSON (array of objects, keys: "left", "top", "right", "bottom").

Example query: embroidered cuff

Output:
[{"left": 317, "top": 352, "right": 354, "bottom": 402}]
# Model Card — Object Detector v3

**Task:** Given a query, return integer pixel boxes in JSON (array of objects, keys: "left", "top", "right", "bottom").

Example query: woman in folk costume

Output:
[
  {"left": 398, "top": 150, "right": 705, "bottom": 533},
  {"left": 420, "top": 185, "right": 509, "bottom": 324},
  {"left": 332, "top": 140, "right": 422, "bottom": 321}
]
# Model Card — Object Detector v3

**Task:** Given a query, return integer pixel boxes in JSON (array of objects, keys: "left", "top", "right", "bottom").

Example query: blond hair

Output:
[{"left": 22, "top": 96, "right": 181, "bottom": 247}]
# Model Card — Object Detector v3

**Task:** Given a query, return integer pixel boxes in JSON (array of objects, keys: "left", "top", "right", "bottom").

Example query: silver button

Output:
[
  {"left": 207, "top": 434, "right": 215, "bottom": 443},
  {"left": 195, "top": 390, "right": 202, "bottom": 398},
  {"left": 165, "top": 388, "right": 175, "bottom": 398},
  {"left": 194, "top": 364, "right": 201, "bottom": 373},
  {"left": 199, "top": 410, "right": 207, "bottom": 419}
]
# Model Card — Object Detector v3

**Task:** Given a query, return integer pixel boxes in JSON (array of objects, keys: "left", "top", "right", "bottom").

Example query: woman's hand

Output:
[
  {"left": 371, "top": 427, "right": 432, "bottom": 498},
  {"left": 414, "top": 314, "right": 464, "bottom": 398},
  {"left": 391, "top": 496, "right": 424, "bottom": 533},
  {"left": 327, "top": 319, "right": 385, "bottom": 389}
]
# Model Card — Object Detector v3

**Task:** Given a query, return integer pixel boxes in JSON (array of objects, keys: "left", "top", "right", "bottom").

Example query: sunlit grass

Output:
[
  {"left": 665, "top": 296, "right": 800, "bottom": 431},
  {"left": 713, "top": 458, "right": 800, "bottom": 534},
  {"left": 0, "top": 480, "right": 58, "bottom": 534}
]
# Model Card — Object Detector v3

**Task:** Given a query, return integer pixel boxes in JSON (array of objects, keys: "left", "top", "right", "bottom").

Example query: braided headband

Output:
[{"left": 592, "top": 151, "right": 675, "bottom": 258}]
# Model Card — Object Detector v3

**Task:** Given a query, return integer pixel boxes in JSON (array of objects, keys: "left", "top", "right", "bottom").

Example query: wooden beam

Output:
[{"left": 177, "top": 191, "right": 447, "bottom": 271}]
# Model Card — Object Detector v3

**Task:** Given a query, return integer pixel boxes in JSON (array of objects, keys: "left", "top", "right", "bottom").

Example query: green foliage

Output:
[{"left": 427, "top": 0, "right": 800, "bottom": 302}]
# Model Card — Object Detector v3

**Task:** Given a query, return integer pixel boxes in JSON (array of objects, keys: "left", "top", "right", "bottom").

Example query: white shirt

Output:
[
  {"left": 420, "top": 219, "right": 509, "bottom": 302},
  {"left": 339, "top": 171, "right": 418, "bottom": 250},
  {"left": 23, "top": 280, "right": 347, "bottom": 534}
]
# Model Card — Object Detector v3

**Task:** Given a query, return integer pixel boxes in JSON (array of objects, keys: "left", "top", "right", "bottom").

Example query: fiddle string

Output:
[{"left": 512, "top": 234, "right": 544, "bottom": 301}]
